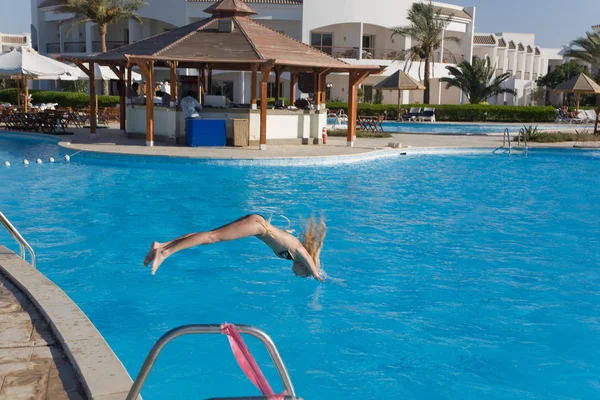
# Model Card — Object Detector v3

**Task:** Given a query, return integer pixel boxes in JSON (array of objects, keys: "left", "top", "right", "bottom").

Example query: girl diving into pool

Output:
[{"left": 144, "top": 214, "right": 326, "bottom": 281}]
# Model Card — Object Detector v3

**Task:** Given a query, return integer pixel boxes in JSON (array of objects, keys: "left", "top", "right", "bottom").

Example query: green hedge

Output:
[
  {"left": 325, "top": 102, "right": 558, "bottom": 123},
  {"left": 0, "top": 89, "right": 120, "bottom": 109}
]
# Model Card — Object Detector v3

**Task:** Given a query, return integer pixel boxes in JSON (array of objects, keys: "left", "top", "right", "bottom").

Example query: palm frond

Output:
[{"left": 441, "top": 56, "right": 516, "bottom": 104}]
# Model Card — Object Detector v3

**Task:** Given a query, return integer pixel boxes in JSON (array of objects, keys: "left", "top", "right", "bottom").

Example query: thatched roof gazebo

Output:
[{"left": 60, "top": 0, "right": 382, "bottom": 148}]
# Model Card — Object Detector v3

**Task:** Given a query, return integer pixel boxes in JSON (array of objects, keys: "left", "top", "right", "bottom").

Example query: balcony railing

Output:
[
  {"left": 92, "top": 41, "right": 127, "bottom": 52},
  {"left": 46, "top": 42, "right": 60, "bottom": 53},
  {"left": 46, "top": 41, "right": 87, "bottom": 54},
  {"left": 2, "top": 35, "right": 27, "bottom": 44},
  {"left": 65, "top": 41, "right": 86, "bottom": 53},
  {"left": 312, "top": 45, "right": 404, "bottom": 60},
  {"left": 524, "top": 72, "right": 530, "bottom": 80},
  {"left": 433, "top": 53, "right": 464, "bottom": 64},
  {"left": 533, "top": 73, "right": 538, "bottom": 80},
  {"left": 516, "top": 71, "right": 522, "bottom": 79}
]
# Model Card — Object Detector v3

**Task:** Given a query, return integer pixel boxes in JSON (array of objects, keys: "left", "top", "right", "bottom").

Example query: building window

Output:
[
  {"left": 362, "top": 35, "right": 375, "bottom": 53},
  {"left": 267, "top": 82, "right": 283, "bottom": 98},
  {"left": 311, "top": 32, "right": 333, "bottom": 55}
]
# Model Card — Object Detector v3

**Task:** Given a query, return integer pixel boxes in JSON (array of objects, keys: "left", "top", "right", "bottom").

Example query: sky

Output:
[{"left": 0, "top": 0, "right": 598, "bottom": 48}]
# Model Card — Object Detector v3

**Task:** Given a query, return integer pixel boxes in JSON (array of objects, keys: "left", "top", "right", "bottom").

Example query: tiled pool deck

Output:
[
  {"left": 0, "top": 246, "right": 135, "bottom": 400},
  {"left": 0, "top": 272, "right": 84, "bottom": 400}
]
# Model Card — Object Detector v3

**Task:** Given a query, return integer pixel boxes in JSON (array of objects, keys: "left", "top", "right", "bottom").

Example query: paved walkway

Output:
[{"left": 0, "top": 273, "right": 84, "bottom": 400}]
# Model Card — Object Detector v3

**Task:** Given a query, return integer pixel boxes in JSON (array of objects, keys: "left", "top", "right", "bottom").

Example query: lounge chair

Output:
[
  {"left": 401, "top": 107, "right": 421, "bottom": 121},
  {"left": 421, "top": 107, "right": 436, "bottom": 122},
  {"left": 584, "top": 109, "right": 598, "bottom": 123}
]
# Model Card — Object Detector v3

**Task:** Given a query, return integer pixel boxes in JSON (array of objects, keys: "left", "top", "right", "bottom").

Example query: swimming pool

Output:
[
  {"left": 1, "top": 133, "right": 600, "bottom": 399},
  {"left": 326, "top": 119, "right": 566, "bottom": 135}
]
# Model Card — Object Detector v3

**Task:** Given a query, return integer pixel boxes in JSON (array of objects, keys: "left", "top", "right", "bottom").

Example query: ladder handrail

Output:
[
  {"left": 517, "top": 128, "right": 528, "bottom": 149},
  {"left": 0, "top": 211, "right": 36, "bottom": 268},
  {"left": 126, "top": 324, "right": 296, "bottom": 400},
  {"left": 503, "top": 128, "right": 511, "bottom": 150}
]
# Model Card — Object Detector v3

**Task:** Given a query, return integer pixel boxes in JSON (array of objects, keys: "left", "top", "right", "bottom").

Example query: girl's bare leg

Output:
[{"left": 144, "top": 215, "right": 267, "bottom": 274}]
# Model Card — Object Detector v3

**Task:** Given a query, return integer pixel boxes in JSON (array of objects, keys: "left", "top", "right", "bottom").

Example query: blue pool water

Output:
[
  {"left": 1, "top": 133, "right": 600, "bottom": 399},
  {"left": 326, "top": 119, "right": 563, "bottom": 135}
]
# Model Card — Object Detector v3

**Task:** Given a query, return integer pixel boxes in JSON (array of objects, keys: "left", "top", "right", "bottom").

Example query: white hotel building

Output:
[{"left": 30, "top": 0, "right": 556, "bottom": 106}]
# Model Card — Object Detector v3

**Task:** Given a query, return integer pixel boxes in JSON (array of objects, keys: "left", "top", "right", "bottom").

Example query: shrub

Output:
[
  {"left": 0, "top": 89, "right": 119, "bottom": 108},
  {"left": 325, "top": 102, "right": 557, "bottom": 123},
  {"left": 326, "top": 129, "right": 392, "bottom": 138},
  {"left": 526, "top": 131, "right": 598, "bottom": 143}
]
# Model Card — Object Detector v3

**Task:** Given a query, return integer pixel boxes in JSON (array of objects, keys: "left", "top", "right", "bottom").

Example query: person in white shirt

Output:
[
  {"left": 160, "top": 80, "right": 171, "bottom": 106},
  {"left": 180, "top": 91, "right": 202, "bottom": 118}
]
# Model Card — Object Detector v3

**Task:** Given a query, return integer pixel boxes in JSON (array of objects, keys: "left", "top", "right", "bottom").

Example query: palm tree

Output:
[
  {"left": 564, "top": 31, "right": 600, "bottom": 81},
  {"left": 441, "top": 56, "right": 515, "bottom": 104},
  {"left": 391, "top": 1, "right": 460, "bottom": 104},
  {"left": 56, "top": 0, "right": 147, "bottom": 94}
]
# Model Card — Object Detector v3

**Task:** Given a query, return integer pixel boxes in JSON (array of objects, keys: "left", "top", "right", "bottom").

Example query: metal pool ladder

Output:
[
  {"left": 0, "top": 211, "right": 36, "bottom": 268},
  {"left": 126, "top": 324, "right": 300, "bottom": 400},
  {"left": 501, "top": 128, "right": 528, "bottom": 156}
]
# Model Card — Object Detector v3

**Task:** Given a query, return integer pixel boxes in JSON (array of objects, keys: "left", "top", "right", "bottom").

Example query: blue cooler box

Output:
[{"left": 186, "top": 118, "right": 226, "bottom": 147}]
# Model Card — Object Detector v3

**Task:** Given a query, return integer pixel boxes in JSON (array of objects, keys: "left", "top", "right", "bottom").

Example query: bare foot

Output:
[
  {"left": 150, "top": 248, "right": 168, "bottom": 275},
  {"left": 144, "top": 242, "right": 161, "bottom": 267},
  {"left": 144, "top": 242, "right": 168, "bottom": 275}
]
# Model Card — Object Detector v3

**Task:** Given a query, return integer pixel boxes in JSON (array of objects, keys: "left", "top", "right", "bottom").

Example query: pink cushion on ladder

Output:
[{"left": 221, "top": 323, "right": 285, "bottom": 400}]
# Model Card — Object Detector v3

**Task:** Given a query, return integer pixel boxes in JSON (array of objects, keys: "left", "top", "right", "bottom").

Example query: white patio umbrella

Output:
[
  {"left": 0, "top": 47, "right": 79, "bottom": 111},
  {"left": 61, "top": 63, "right": 142, "bottom": 82}
]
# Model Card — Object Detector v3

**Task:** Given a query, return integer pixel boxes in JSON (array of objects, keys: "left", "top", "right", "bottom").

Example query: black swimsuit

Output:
[{"left": 275, "top": 249, "right": 294, "bottom": 260}]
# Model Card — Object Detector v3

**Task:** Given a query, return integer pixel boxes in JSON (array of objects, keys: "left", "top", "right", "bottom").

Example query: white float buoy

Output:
[
  {"left": 49, "top": 157, "right": 55, "bottom": 163},
  {"left": 64, "top": 155, "right": 71, "bottom": 162},
  {"left": 36, "top": 158, "right": 42, "bottom": 164},
  {"left": 23, "top": 159, "right": 29, "bottom": 165},
  {"left": 4, "top": 161, "right": 10, "bottom": 167}
]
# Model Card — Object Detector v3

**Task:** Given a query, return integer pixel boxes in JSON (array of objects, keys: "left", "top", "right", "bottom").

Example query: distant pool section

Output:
[{"left": 326, "top": 119, "right": 571, "bottom": 135}]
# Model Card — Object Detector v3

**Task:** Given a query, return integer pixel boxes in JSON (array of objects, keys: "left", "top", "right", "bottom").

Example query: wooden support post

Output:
[
  {"left": 135, "top": 60, "right": 154, "bottom": 146},
  {"left": 260, "top": 63, "right": 273, "bottom": 150},
  {"left": 207, "top": 68, "right": 212, "bottom": 95},
  {"left": 201, "top": 68, "right": 207, "bottom": 94},
  {"left": 251, "top": 64, "right": 258, "bottom": 109},
  {"left": 347, "top": 70, "right": 370, "bottom": 147},
  {"left": 23, "top": 76, "right": 29, "bottom": 113},
  {"left": 318, "top": 69, "right": 331, "bottom": 109},
  {"left": 119, "top": 73, "right": 126, "bottom": 133},
  {"left": 168, "top": 61, "right": 178, "bottom": 107},
  {"left": 145, "top": 61, "right": 154, "bottom": 146},
  {"left": 89, "top": 62, "right": 97, "bottom": 138},
  {"left": 313, "top": 70, "right": 319, "bottom": 107},
  {"left": 289, "top": 71, "right": 297, "bottom": 106},
  {"left": 17, "top": 77, "right": 21, "bottom": 108}
]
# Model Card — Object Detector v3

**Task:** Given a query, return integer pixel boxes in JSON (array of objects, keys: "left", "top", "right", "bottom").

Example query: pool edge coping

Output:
[
  {"left": 57, "top": 141, "right": 404, "bottom": 165},
  {"left": 0, "top": 245, "right": 138, "bottom": 400}
]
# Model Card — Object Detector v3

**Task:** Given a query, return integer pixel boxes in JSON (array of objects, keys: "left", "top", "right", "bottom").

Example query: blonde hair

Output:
[{"left": 299, "top": 216, "right": 326, "bottom": 266}]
